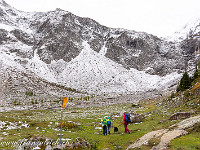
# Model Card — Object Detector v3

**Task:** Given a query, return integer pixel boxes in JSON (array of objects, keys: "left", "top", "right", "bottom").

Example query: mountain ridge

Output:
[{"left": 0, "top": 0, "right": 200, "bottom": 108}]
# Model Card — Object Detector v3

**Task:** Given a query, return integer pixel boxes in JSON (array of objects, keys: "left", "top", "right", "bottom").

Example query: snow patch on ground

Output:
[
  {"left": 0, "top": 120, "right": 29, "bottom": 130},
  {"left": 0, "top": 23, "right": 14, "bottom": 31}
]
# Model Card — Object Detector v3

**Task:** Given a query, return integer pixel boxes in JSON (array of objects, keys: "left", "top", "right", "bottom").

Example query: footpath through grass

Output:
[
  {"left": 0, "top": 98, "right": 199, "bottom": 149},
  {"left": 0, "top": 103, "right": 154, "bottom": 149}
]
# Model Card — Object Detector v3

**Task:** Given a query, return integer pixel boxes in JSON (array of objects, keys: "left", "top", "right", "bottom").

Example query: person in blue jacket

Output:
[{"left": 106, "top": 117, "right": 112, "bottom": 134}]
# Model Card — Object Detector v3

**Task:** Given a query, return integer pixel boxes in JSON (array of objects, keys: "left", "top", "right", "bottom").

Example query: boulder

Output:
[
  {"left": 52, "top": 144, "right": 67, "bottom": 150},
  {"left": 71, "top": 137, "right": 92, "bottom": 149},
  {"left": 169, "top": 112, "right": 191, "bottom": 120},
  {"left": 45, "top": 145, "right": 52, "bottom": 150},
  {"left": 130, "top": 112, "right": 144, "bottom": 123},
  {"left": 159, "top": 119, "right": 167, "bottom": 124}
]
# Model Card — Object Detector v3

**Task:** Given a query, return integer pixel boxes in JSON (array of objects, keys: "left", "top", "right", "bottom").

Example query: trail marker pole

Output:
[
  {"left": 60, "top": 97, "right": 67, "bottom": 145},
  {"left": 60, "top": 98, "right": 63, "bottom": 145}
]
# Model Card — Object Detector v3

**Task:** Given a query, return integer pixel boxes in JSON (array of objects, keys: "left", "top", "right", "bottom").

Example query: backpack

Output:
[
  {"left": 102, "top": 119, "right": 107, "bottom": 126},
  {"left": 125, "top": 113, "right": 131, "bottom": 122},
  {"left": 107, "top": 119, "right": 111, "bottom": 125}
]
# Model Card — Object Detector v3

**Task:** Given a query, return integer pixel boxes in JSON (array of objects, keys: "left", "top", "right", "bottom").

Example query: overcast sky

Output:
[{"left": 5, "top": 0, "right": 200, "bottom": 37}]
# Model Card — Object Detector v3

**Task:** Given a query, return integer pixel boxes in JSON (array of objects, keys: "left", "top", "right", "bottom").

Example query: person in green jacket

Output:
[{"left": 101, "top": 118, "right": 107, "bottom": 135}]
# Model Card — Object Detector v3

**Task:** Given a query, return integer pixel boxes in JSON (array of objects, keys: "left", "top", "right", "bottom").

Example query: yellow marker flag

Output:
[{"left": 62, "top": 97, "right": 67, "bottom": 107}]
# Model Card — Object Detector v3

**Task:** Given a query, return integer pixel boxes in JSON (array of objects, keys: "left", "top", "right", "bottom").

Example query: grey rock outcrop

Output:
[
  {"left": 130, "top": 112, "right": 144, "bottom": 123},
  {"left": 45, "top": 145, "right": 53, "bottom": 150},
  {"left": 52, "top": 144, "right": 67, "bottom": 150},
  {"left": 169, "top": 112, "right": 191, "bottom": 120},
  {"left": 71, "top": 137, "right": 92, "bottom": 149}
]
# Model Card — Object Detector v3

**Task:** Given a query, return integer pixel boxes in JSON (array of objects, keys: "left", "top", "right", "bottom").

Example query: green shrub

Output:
[
  {"left": 186, "top": 122, "right": 200, "bottom": 133},
  {"left": 184, "top": 90, "right": 190, "bottom": 97},
  {"left": 131, "top": 104, "right": 139, "bottom": 108},
  {"left": 68, "top": 97, "right": 74, "bottom": 102},
  {"left": 57, "top": 122, "right": 78, "bottom": 131},
  {"left": 195, "top": 144, "right": 200, "bottom": 149},
  {"left": 13, "top": 99, "right": 20, "bottom": 105},
  {"left": 170, "top": 92, "right": 176, "bottom": 99},
  {"left": 31, "top": 99, "right": 34, "bottom": 104},
  {"left": 192, "top": 122, "right": 200, "bottom": 132},
  {"left": 30, "top": 99, "right": 39, "bottom": 104},
  {"left": 25, "top": 91, "right": 33, "bottom": 96},
  {"left": 83, "top": 96, "right": 90, "bottom": 101}
]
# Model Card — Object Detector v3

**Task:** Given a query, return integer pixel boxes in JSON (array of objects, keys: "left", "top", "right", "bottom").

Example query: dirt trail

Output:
[
  {"left": 151, "top": 129, "right": 188, "bottom": 150},
  {"left": 127, "top": 115, "right": 200, "bottom": 150},
  {"left": 126, "top": 129, "right": 168, "bottom": 149}
]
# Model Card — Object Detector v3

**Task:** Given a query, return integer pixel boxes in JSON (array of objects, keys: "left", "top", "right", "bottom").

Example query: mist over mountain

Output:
[{"left": 0, "top": 0, "right": 200, "bottom": 108}]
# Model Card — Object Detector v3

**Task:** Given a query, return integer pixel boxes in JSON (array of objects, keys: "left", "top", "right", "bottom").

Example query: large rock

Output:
[
  {"left": 52, "top": 144, "right": 67, "bottom": 150},
  {"left": 45, "top": 145, "right": 52, "bottom": 150},
  {"left": 169, "top": 112, "right": 191, "bottom": 120},
  {"left": 71, "top": 137, "right": 92, "bottom": 149},
  {"left": 130, "top": 112, "right": 144, "bottom": 123}
]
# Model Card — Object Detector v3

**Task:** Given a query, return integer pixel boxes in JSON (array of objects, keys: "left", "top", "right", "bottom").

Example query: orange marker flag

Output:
[{"left": 62, "top": 97, "right": 67, "bottom": 107}]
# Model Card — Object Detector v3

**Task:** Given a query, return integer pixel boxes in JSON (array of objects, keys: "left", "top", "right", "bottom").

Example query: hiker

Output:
[
  {"left": 123, "top": 112, "right": 130, "bottom": 133},
  {"left": 106, "top": 117, "right": 112, "bottom": 134},
  {"left": 101, "top": 118, "right": 107, "bottom": 135}
]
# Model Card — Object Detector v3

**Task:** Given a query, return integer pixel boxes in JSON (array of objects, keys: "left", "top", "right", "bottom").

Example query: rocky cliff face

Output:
[{"left": 0, "top": 0, "right": 200, "bottom": 107}]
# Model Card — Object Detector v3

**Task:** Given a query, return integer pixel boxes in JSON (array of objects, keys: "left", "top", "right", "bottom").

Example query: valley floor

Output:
[{"left": 0, "top": 96, "right": 200, "bottom": 150}]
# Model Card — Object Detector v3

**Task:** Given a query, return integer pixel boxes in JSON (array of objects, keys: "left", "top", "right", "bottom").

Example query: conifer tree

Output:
[
  {"left": 192, "top": 60, "right": 200, "bottom": 81},
  {"left": 192, "top": 67, "right": 199, "bottom": 81},
  {"left": 177, "top": 72, "right": 191, "bottom": 91}
]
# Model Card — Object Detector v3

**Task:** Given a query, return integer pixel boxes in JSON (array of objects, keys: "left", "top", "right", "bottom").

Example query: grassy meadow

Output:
[{"left": 0, "top": 96, "right": 200, "bottom": 149}]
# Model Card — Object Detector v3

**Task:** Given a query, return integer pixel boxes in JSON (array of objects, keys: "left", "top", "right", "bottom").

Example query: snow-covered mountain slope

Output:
[
  {"left": 57, "top": 41, "right": 180, "bottom": 94},
  {"left": 1, "top": 39, "right": 180, "bottom": 95},
  {"left": 57, "top": 41, "right": 181, "bottom": 94},
  {"left": 0, "top": 0, "right": 200, "bottom": 103},
  {"left": 172, "top": 19, "right": 200, "bottom": 42}
]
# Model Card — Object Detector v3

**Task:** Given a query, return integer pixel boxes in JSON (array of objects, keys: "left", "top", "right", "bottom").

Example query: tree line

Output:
[{"left": 177, "top": 61, "right": 200, "bottom": 92}]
